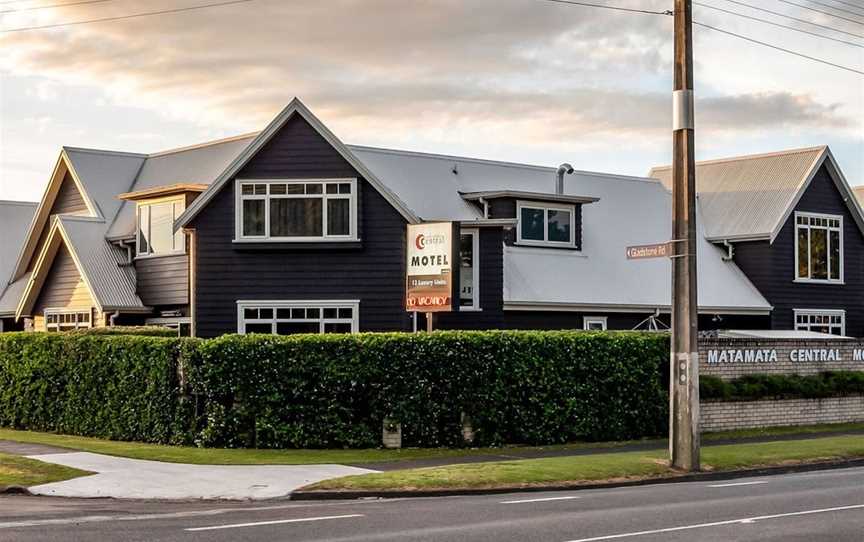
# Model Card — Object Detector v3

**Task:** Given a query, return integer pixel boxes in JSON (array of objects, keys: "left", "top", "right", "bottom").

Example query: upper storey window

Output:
[
  {"left": 795, "top": 212, "right": 842, "bottom": 283},
  {"left": 236, "top": 179, "right": 357, "bottom": 241},
  {"left": 516, "top": 201, "right": 575, "bottom": 248},
  {"left": 137, "top": 198, "right": 185, "bottom": 257}
]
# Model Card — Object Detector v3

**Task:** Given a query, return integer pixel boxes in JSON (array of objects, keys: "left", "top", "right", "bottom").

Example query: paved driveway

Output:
[{"left": 26, "top": 452, "right": 377, "bottom": 500}]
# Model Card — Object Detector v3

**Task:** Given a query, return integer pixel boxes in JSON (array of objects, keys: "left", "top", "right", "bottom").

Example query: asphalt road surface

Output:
[{"left": 1, "top": 466, "right": 862, "bottom": 541}]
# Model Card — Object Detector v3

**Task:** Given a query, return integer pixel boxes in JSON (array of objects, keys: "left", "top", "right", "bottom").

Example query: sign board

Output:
[
  {"left": 626, "top": 242, "right": 670, "bottom": 260},
  {"left": 406, "top": 222, "right": 453, "bottom": 312}
]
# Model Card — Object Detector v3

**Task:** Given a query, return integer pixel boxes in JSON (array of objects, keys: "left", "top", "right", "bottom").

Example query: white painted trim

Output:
[
  {"left": 503, "top": 301, "right": 773, "bottom": 315},
  {"left": 236, "top": 299, "right": 360, "bottom": 335},
  {"left": 44, "top": 307, "right": 93, "bottom": 331},
  {"left": 233, "top": 178, "right": 358, "bottom": 242},
  {"left": 177, "top": 98, "right": 420, "bottom": 230},
  {"left": 459, "top": 228, "right": 480, "bottom": 310},
  {"left": 793, "top": 308, "right": 846, "bottom": 336},
  {"left": 583, "top": 316, "right": 608, "bottom": 330},
  {"left": 770, "top": 148, "right": 828, "bottom": 244},
  {"left": 793, "top": 211, "right": 843, "bottom": 284},
  {"left": 515, "top": 200, "right": 577, "bottom": 248}
]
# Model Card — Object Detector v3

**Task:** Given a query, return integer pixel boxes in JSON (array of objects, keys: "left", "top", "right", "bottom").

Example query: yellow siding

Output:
[{"left": 32, "top": 244, "right": 97, "bottom": 331}]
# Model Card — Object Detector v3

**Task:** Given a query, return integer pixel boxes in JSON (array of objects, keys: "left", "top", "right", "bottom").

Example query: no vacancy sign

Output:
[{"left": 406, "top": 222, "right": 453, "bottom": 312}]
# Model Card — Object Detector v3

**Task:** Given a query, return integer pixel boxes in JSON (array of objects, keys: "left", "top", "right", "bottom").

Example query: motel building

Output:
[{"left": 1, "top": 99, "right": 864, "bottom": 338}]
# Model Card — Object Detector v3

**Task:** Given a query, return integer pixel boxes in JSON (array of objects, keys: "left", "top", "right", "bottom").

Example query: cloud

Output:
[{"left": 0, "top": 0, "right": 854, "bottom": 150}]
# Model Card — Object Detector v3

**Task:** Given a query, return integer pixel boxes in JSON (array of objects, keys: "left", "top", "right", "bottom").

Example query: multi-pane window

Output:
[
  {"left": 516, "top": 201, "right": 574, "bottom": 247},
  {"left": 45, "top": 310, "right": 91, "bottom": 331},
  {"left": 238, "top": 301, "right": 358, "bottom": 334},
  {"left": 794, "top": 310, "right": 845, "bottom": 336},
  {"left": 237, "top": 180, "right": 356, "bottom": 240},
  {"left": 795, "top": 213, "right": 842, "bottom": 282},
  {"left": 459, "top": 230, "right": 479, "bottom": 309},
  {"left": 137, "top": 199, "right": 185, "bottom": 257}
]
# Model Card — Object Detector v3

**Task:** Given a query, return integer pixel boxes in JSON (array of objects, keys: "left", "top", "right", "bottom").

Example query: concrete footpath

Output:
[{"left": 22, "top": 452, "right": 377, "bottom": 500}]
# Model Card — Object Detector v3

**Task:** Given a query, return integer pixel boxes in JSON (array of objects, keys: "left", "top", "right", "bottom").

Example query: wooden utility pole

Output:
[{"left": 670, "top": 0, "right": 700, "bottom": 471}]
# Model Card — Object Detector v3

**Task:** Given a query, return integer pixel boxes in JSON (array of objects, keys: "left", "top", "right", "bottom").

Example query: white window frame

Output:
[
  {"left": 459, "top": 228, "right": 481, "bottom": 311},
  {"left": 236, "top": 300, "right": 360, "bottom": 335},
  {"left": 794, "top": 211, "right": 843, "bottom": 284},
  {"left": 45, "top": 308, "right": 92, "bottom": 332},
  {"left": 583, "top": 316, "right": 608, "bottom": 331},
  {"left": 516, "top": 200, "right": 576, "bottom": 248},
  {"left": 136, "top": 196, "right": 187, "bottom": 259},
  {"left": 234, "top": 178, "right": 359, "bottom": 242},
  {"left": 794, "top": 309, "right": 846, "bottom": 336}
]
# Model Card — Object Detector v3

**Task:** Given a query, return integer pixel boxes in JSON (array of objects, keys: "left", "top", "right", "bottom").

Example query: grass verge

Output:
[
  {"left": 307, "top": 434, "right": 864, "bottom": 491},
  {"left": 0, "top": 452, "right": 90, "bottom": 489},
  {"left": 0, "top": 422, "right": 861, "bottom": 466}
]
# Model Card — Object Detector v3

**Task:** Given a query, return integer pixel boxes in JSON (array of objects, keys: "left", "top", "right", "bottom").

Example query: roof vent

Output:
[{"left": 556, "top": 163, "right": 574, "bottom": 194}]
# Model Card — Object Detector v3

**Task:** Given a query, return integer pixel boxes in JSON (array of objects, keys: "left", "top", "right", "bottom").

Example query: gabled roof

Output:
[
  {"left": 176, "top": 98, "right": 420, "bottom": 229},
  {"left": 16, "top": 216, "right": 146, "bottom": 318},
  {"left": 649, "top": 146, "right": 864, "bottom": 243},
  {"left": 0, "top": 201, "right": 37, "bottom": 317}
]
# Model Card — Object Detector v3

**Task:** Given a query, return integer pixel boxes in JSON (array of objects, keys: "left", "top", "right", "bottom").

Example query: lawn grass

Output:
[
  {"left": 0, "top": 452, "right": 90, "bottom": 489},
  {"left": 307, "top": 434, "right": 864, "bottom": 491},
  {"left": 0, "top": 422, "right": 861, "bottom": 466}
]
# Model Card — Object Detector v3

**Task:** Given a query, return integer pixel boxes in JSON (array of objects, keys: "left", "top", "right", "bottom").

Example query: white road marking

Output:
[
  {"left": 563, "top": 503, "right": 864, "bottom": 542},
  {"left": 707, "top": 480, "right": 768, "bottom": 488},
  {"left": 184, "top": 513, "right": 364, "bottom": 532},
  {"left": 501, "top": 496, "right": 582, "bottom": 505}
]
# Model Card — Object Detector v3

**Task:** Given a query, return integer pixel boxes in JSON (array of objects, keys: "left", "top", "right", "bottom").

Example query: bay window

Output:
[
  {"left": 516, "top": 201, "right": 575, "bottom": 247},
  {"left": 236, "top": 179, "right": 357, "bottom": 241},
  {"left": 795, "top": 212, "right": 842, "bottom": 283},
  {"left": 137, "top": 198, "right": 185, "bottom": 257}
]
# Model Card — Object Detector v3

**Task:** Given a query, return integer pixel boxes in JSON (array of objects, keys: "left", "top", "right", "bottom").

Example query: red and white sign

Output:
[{"left": 406, "top": 222, "right": 453, "bottom": 312}]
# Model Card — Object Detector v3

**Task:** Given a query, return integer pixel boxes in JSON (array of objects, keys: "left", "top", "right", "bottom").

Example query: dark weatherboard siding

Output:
[
  {"left": 190, "top": 115, "right": 411, "bottom": 337},
  {"left": 731, "top": 165, "right": 864, "bottom": 336},
  {"left": 136, "top": 254, "right": 189, "bottom": 307}
]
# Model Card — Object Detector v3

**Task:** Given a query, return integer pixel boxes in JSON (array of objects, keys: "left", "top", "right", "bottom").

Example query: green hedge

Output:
[
  {"left": 0, "top": 331, "right": 668, "bottom": 448},
  {"left": 71, "top": 326, "right": 179, "bottom": 337},
  {"left": 700, "top": 372, "right": 864, "bottom": 401}
]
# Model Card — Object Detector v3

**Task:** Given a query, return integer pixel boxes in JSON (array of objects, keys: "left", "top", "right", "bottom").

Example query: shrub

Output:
[
  {"left": 0, "top": 330, "right": 669, "bottom": 448},
  {"left": 699, "top": 371, "right": 864, "bottom": 401},
  {"left": 73, "top": 326, "right": 179, "bottom": 338}
]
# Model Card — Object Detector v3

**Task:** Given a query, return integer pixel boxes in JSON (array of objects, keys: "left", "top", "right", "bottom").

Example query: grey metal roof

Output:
[
  {"left": 0, "top": 201, "right": 37, "bottom": 316},
  {"left": 107, "top": 135, "right": 255, "bottom": 239},
  {"left": 58, "top": 216, "right": 145, "bottom": 311},
  {"left": 502, "top": 173, "right": 771, "bottom": 313},
  {"left": 63, "top": 148, "right": 146, "bottom": 221},
  {"left": 649, "top": 146, "right": 826, "bottom": 241},
  {"left": 0, "top": 273, "right": 30, "bottom": 317}
]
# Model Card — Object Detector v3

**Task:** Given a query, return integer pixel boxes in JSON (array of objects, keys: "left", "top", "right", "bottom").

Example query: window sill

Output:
[
  {"left": 513, "top": 242, "right": 581, "bottom": 251},
  {"left": 458, "top": 307, "right": 483, "bottom": 312},
  {"left": 232, "top": 239, "right": 363, "bottom": 251},
  {"left": 793, "top": 279, "right": 845, "bottom": 285}
]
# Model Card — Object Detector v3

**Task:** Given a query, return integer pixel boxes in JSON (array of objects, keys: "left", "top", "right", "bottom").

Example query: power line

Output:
[
  {"left": 540, "top": 0, "right": 671, "bottom": 16},
  {"left": 720, "top": 0, "right": 864, "bottom": 40},
  {"left": 801, "top": 0, "right": 864, "bottom": 18},
  {"left": 0, "top": 0, "right": 254, "bottom": 33},
  {"left": 774, "top": 0, "right": 864, "bottom": 27},
  {"left": 694, "top": 1, "right": 863, "bottom": 48},
  {"left": 0, "top": 0, "right": 117, "bottom": 15},
  {"left": 693, "top": 20, "right": 864, "bottom": 75}
]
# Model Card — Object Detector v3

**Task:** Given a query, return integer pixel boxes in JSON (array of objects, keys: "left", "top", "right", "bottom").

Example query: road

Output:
[{"left": 1, "top": 466, "right": 862, "bottom": 541}]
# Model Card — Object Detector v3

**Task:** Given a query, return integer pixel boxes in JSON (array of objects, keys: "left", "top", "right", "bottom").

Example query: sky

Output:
[{"left": 0, "top": 0, "right": 862, "bottom": 203}]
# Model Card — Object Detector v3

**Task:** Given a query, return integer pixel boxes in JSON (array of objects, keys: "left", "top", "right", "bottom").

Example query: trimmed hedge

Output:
[
  {"left": 700, "top": 372, "right": 864, "bottom": 401},
  {"left": 0, "top": 331, "right": 668, "bottom": 448},
  {"left": 72, "top": 326, "right": 179, "bottom": 338}
]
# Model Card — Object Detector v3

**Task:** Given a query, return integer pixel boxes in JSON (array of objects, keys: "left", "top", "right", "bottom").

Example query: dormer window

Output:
[
  {"left": 137, "top": 198, "right": 185, "bottom": 258},
  {"left": 235, "top": 179, "right": 358, "bottom": 242},
  {"left": 516, "top": 200, "right": 575, "bottom": 248}
]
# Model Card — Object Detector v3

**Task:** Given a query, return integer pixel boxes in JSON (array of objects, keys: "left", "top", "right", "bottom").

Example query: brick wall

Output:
[
  {"left": 700, "top": 338, "right": 864, "bottom": 379},
  {"left": 701, "top": 396, "right": 864, "bottom": 432},
  {"left": 698, "top": 338, "right": 864, "bottom": 431}
]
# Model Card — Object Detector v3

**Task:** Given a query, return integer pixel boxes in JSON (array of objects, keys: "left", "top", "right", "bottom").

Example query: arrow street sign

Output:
[{"left": 626, "top": 242, "right": 670, "bottom": 260}]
